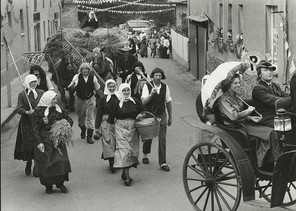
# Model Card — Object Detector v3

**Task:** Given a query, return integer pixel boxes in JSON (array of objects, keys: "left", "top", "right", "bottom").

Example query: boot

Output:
[
  {"left": 109, "top": 158, "right": 115, "bottom": 173},
  {"left": 25, "top": 160, "right": 32, "bottom": 175},
  {"left": 87, "top": 129, "right": 94, "bottom": 144},
  {"left": 79, "top": 125, "right": 86, "bottom": 139}
]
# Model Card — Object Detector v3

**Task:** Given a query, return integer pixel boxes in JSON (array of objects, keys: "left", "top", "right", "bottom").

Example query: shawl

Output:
[
  {"left": 104, "top": 79, "right": 118, "bottom": 102},
  {"left": 38, "top": 90, "right": 62, "bottom": 117},
  {"left": 24, "top": 74, "right": 38, "bottom": 99},
  {"left": 118, "top": 83, "right": 135, "bottom": 108}
]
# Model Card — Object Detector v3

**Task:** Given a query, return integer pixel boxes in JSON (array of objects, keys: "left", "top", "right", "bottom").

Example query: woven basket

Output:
[{"left": 135, "top": 111, "right": 161, "bottom": 140}]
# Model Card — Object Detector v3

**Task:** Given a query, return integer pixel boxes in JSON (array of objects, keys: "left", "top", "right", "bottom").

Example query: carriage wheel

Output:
[
  {"left": 183, "top": 142, "right": 242, "bottom": 211},
  {"left": 256, "top": 179, "right": 296, "bottom": 206}
]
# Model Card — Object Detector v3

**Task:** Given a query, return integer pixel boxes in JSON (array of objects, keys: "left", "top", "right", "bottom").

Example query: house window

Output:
[
  {"left": 43, "top": 0, "right": 45, "bottom": 8},
  {"left": 50, "top": 0, "right": 52, "bottom": 7},
  {"left": 7, "top": 11, "right": 12, "bottom": 27},
  {"left": 34, "top": 0, "right": 37, "bottom": 11},
  {"left": 20, "top": 9, "right": 24, "bottom": 33},
  {"left": 238, "top": 5, "right": 243, "bottom": 34},
  {"left": 219, "top": 3, "right": 223, "bottom": 29},
  {"left": 48, "top": 20, "right": 50, "bottom": 36},
  {"left": 266, "top": 5, "right": 278, "bottom": 64},
  {"left": 43, "top": 21, "right": 46, "bottom": 41},
  {"left": 228, "top": 4, "right": 232, "bottom": 31}
]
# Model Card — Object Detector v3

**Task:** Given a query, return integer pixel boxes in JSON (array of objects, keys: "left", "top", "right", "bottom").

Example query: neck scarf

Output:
[
  {"left": 37, "top": 90, "right": 62, "bottom": 117},
  {"left": 118, "top": 83, "right": 135, "bottom": 108},
  {"left": 104, "top": 79, "right": 118, "bottom": 102},
  {"left": 24, "top": 74, "right": 38, "bottom": 99}
]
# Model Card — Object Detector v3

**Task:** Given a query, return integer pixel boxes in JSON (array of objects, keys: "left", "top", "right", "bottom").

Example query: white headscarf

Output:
[
  {"left": 104, "top": 79, "right": 118, "bottom": 102},
  {"left": 24, "top": 74, "right": 38, "bottom": 99},
  {"left": 89, "top": 11, "right": 98, "bottom": 22},
  {"left": 37, "top": 90, "right": 62, "bottom": 117},
  {"left": 118, "top": 83, "right": 135, "bottom": 108}
]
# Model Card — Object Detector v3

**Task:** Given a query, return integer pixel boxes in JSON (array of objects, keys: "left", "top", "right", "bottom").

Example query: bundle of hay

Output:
[
  {"left": 50, "top": 119, "right": 73, "bottom": 154},
  {"left": 44, "top": 27, "right": 128, "bottom": 65}
]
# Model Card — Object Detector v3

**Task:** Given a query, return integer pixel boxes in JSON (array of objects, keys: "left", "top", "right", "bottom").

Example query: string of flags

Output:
[
  {"left": 121, "top": 0, "right": 175, "bottom": 7},
  {"left": 75, "top": 0, "right": 175, "bottom": 14},
  {"left": 62, "top": 6, "right": 77, "bottom": 17},
  {"left": 77, "top": 6, "right": 175, "bottom": 14}
]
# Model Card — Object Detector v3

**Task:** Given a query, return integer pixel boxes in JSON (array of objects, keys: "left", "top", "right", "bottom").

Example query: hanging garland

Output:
[
  {"left": 121, "top": 0, "right": 175, "bottom": 7},
  {"left": 77, "top": 6, "right": 175, "bottom": 14}
]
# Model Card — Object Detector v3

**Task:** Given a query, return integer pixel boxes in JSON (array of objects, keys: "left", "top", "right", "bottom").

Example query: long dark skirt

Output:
[
  {"left": 35, "top": 130, "right": 71, "bottom": 186},
  {"left": 14, "top": 115, "right": 35, "bottom": 161}
]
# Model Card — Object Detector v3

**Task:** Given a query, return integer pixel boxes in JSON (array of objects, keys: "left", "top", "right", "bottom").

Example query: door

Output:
[
  {"left": 34, "top": 23, "right": 41, "bottom": 51},
  {"left": 189, "top": 21, "right": 198, "bottom": 78},
  {"left": 196, "top": 25, "right": 207, "bottom": 80}
]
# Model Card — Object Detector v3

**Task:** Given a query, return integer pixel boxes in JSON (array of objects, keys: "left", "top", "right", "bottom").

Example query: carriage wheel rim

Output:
[{"left": 183, "top": 142, "right": 242, "bottom": 211}]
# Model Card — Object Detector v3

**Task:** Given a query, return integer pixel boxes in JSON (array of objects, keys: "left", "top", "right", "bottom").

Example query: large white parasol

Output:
[{"left": 201, "top": 62, "right": 250, "bottom": 108}]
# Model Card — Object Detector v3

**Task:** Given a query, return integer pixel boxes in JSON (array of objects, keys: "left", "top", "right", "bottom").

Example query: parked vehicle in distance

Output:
[{"left": 127, "top": 19, "right": 154, "bottom": 38}]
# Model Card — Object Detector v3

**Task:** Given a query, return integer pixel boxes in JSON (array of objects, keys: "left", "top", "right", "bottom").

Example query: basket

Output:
[{"left": 135, "top": 111, "right": 161, "bottom": 140}]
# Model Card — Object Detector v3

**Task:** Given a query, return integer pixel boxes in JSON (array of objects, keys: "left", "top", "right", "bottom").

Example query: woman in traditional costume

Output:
[
  {"left": 95, "top": 79, "right": 119, "bottom": 173},
  {"left": 14, "top": 74, "right": 44, "bottom": 176},
  {"left": 106, "top": 83, "right": 144, "bottom": 186},
  {"left": 32, "top": 91, "right": 73, "bottom": 194}
]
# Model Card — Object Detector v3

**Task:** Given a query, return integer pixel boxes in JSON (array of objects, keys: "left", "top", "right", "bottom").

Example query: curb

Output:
[{"left": 1, "top": 108, "right": 18, "bottom": 129}]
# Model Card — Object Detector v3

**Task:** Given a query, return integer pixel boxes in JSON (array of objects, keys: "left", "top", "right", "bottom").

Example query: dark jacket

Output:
[{"left": 252, "top": 80, "right": 290, "bottom": 127}]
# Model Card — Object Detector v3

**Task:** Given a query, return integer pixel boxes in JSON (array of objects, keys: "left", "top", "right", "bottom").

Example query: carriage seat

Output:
[
  {"left": 212, "top": 99, "right": 253, "bottom": 151},
  {"left": 195, "top": 93, "right": 252, "bottom": 151}
]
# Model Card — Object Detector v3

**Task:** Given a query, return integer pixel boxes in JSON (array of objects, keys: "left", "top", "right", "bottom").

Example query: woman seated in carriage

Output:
[{"left": 217, "top": 73, "right": 280, "bottom": 168}]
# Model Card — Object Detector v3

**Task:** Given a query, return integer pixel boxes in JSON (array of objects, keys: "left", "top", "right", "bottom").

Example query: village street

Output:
[{"left": 2, "top": 57, "right": 295, "bottom": 211}]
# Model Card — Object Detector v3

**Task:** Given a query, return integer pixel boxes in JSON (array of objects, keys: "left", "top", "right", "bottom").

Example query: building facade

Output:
[
  {"left": 187, "top": 0, "right": 296, "bottom": 88},
  {"left": 1, "top": 0, "right": 61, "bottom": 87}
]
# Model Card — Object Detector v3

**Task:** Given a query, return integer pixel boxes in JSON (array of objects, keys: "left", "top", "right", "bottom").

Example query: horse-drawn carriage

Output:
[{"left": 182, "top": 63, "right": 296, "bottom": 210}]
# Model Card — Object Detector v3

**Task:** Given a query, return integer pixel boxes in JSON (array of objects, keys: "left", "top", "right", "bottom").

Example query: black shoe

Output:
[
  {"left": 45, "top": 186, "right": 53, "bottom": 194},
  {"left": 87, "top": 129, "right": 94, "bottom": 144},
  {"left": 160, "top": 164, "right": 170, "bottom": 172},
  {"left": 56, "top": 184, "right": 68, "bottom": 193},
  {"left": 25, "top": 161, "right": 32, "bottom": 175},
  {"left": 33, "top": 167, "right": 39, "bottom": 177},
  {"left": 79, "top": 125, "right": 86, "bottom": 139},
  {"left": 124, "top": 180, "right": 132, "bottom": 186},
  {"left": 142, "top": 158, "right": 149, "bottom": 164},
  {"left": 87, "top": 136, "right": 94, "bottom": 144},
  {"left": 109, "top": 159, "right": 115, "bottom": 173},
  {"left": 121, "top": 173, "right": 133, "bottom": 182}
]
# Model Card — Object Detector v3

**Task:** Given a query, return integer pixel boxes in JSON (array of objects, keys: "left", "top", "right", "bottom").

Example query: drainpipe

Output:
[{"left": 26, "top": 0, "right": 31, "bottom": 52}]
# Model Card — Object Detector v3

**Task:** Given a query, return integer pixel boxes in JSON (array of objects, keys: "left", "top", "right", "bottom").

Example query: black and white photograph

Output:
[{"left": 1, "top": 0, "right": 296, "bottom": 210}]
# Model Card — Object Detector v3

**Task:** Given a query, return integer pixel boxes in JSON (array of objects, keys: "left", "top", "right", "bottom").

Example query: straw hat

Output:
[{"left": 122, "top": 45, "right": 132, "bottom": 52}]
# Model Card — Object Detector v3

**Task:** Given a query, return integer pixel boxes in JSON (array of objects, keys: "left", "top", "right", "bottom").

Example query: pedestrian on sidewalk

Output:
[
  {"left": 32, "top": 91, "right": 73, "bottom": 194},
  {"left": 95, "top": 79, "right": 119, "bottom": 173},
  {"left": 29, "top": 65, "right": 54, "bottom": 92},
  {"left": 14, "top": 74, "right": 44, "bottom": 177},
  {"left": 68, "top": 62, "right": 102, "bottom": 144},
  {"left": 141, "top": 68, "right": 173, "bottom": 172},
  {"left": 106, "top": 83, "right": 145, "bottom": 186}
]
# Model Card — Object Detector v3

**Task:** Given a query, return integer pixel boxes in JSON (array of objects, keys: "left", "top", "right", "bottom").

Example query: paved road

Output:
[{"left": 1, "top": 57, "right": 295, "bottom": 211}]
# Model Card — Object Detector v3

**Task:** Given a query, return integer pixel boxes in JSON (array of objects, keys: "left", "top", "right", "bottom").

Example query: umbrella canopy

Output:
[{"left": 201, "top": 62, "right": 250, "bottom": 108}]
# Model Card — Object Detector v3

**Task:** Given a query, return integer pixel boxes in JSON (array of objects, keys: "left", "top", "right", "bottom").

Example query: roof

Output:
[{"left": 187, "top": 15, "right": 208, "bottom": 23}]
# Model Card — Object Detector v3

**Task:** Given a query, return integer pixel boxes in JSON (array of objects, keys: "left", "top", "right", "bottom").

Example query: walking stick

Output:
[
  {"left": 3, "top": 36, "right": 33, "bottom": 110},
  {"left": 237, "top": 96, "right": 262, "bottom": 116}
]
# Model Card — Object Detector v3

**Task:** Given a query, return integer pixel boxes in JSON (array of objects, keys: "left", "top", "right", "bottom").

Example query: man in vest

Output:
[
  {"left": 141, "top": 67, "right": 172, "bottom": 171},
  {"left": 69, "top": 62, "right": 101, "bottom": 144}
]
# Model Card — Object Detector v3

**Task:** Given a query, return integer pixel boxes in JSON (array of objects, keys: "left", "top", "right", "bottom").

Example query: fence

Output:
[{"left": 171, "top": 28, "right": 188, "bottom": 68}]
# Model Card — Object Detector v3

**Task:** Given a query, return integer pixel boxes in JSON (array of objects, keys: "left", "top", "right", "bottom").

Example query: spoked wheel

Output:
[
  {"left": 256, "top": 179, "right": 296, "bottom": 206},
  {"left": 183, "top": 142, "right": 242, "bottom": 211}
]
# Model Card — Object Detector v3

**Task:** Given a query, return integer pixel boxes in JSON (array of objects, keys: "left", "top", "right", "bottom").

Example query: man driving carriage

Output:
[
  {"left": 252, "top": 60, "right": 291, "bottom": 128},
  {"left": 117, "top": 46, "right": 138, "bottom": 83}
]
